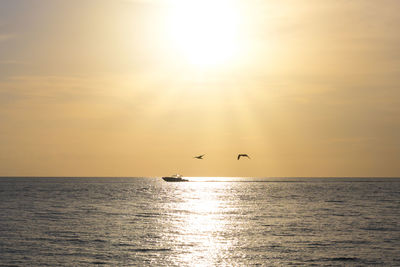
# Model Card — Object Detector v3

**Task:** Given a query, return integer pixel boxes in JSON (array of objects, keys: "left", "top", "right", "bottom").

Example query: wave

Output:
[
  {"left": 330, "top": 257, "right": 360, "bottom": 262},
  {"left": 128, "top": 248, "right": 171, "bottom": 252}
]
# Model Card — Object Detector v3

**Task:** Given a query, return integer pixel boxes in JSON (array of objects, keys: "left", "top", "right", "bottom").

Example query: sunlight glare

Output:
[{"left": 168, "top": 0, "right": 241, "bottom": 67}]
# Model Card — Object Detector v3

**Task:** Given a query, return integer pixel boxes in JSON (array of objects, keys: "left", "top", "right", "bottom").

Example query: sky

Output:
[{"left": 0, "top": 0, "right": 399, "bottom": 177}]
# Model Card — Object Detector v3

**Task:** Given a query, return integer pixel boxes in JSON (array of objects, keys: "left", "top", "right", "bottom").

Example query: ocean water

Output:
[{"left": 0, "top": 177, "right": 399, "bottom": 266}]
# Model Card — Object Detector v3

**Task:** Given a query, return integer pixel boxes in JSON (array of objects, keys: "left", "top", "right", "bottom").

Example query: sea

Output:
[{"left": 0, "top": 177, "right": 399, "bottom": 266}]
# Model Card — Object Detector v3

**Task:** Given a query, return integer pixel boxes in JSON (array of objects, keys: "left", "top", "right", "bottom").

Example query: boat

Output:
[{"left": 162, "top": 174, "right": 189, "bottom": 182}]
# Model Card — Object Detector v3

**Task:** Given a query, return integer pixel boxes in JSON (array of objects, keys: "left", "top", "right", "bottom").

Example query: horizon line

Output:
[{"left": 1, "top": 176, "right": 400, "bottom": 179}]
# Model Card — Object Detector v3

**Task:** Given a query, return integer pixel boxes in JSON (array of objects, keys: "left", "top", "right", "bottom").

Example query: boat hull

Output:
[{"left": 162, "top": 177, "right": 189, "bottom": 182}]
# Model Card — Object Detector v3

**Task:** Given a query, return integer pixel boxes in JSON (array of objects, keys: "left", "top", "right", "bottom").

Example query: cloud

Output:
[
  {"left": 0, "top": 60, "right": 26, "bottom": 65},
  {"left": 0, "top": 34, "right": 13, "bottom": 42},
  {"left": 0, "top": 74, "right": 162, "bottom": 125}
]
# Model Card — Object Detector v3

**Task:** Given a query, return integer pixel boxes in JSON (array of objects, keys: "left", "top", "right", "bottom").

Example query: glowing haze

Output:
[{"left": 1, "top": 0, "right": 399, "bottom": 177}]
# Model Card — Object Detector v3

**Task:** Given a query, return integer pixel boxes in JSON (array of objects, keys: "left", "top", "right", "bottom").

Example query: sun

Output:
[{"left": 168, "top": 0, "right": 241, "bottom": 67}]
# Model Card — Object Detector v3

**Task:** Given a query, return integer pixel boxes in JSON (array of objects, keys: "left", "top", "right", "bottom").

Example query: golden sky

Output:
[{"left": 1, "top": 0, "right": 399, "bottom": 177}]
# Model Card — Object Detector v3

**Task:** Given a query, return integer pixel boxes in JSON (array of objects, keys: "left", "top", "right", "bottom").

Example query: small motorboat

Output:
[{"left": 162, "top": 174, "right": 189, "bottom": 182}]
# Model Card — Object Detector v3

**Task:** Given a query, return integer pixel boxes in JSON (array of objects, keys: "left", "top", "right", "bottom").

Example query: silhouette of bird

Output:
[
  {"left": 194, "top": 154, "right": 205, "bottom": 159},
  {"left": 237, "top": 154, "right": 250, "bottom": 160}
]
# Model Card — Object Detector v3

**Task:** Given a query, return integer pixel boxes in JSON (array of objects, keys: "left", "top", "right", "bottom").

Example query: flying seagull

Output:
[
  {"left": 237, "top": 154, "right": 250, "bottom": 160},
  {"left": 194, "top": 154, "right": 205, "bottom": 159}
]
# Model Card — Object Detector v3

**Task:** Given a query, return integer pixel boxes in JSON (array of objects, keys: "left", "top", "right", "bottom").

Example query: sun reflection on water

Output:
[{"left": 163, "top": 182, "right": 236, "bottom": 266}]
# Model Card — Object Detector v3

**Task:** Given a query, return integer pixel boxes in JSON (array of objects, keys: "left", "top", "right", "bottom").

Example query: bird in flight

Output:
[
  {"left": 237, "top": 154, "right": 250, "bottom": 160},
  {"left": 194, "top": 154, "right": 205, "bottom": 159}
]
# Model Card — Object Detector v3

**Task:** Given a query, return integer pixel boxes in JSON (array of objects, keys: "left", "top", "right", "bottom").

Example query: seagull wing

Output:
[{"left": 238, "top": 154, "right": 250, "bottom": 160}]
